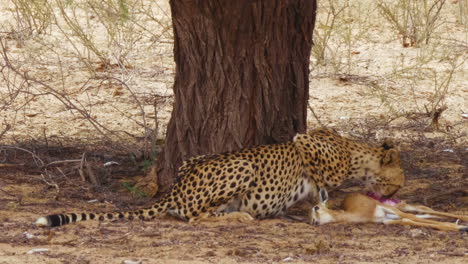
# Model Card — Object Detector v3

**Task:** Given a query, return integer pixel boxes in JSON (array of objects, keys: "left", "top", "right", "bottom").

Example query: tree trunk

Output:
[{"left": 155, "top": 0, "right": 317, "bottom": 191}]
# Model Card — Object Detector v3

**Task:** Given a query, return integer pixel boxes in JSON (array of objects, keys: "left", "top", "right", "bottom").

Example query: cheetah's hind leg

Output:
[{"left": 189, "top": 212, "right": 254, "bottom": 223}]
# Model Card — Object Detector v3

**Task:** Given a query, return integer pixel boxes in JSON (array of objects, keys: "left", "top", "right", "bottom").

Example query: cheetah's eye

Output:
[{"left": 313, "top": 206, "right": 320, "bottom": 212}]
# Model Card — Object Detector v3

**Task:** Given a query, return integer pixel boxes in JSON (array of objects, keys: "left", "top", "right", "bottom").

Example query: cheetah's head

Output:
[
  {"left": 293, "top": 131, "right": 405, "bottom": 199},
  {"left": 364, "top": 140, "right": 405, "bottom": 199}
]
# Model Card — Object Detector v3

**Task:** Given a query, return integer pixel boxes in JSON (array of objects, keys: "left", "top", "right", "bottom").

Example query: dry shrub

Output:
[
  {"left": 0, "top": 0, "right": 174, "bottom": 159},
  {"left": 377, "top": 0, "right": 446, "bottom": 47}
]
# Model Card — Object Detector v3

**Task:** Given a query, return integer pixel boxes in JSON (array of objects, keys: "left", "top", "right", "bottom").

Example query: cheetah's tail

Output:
[{"left": 35, "top": 200, "right": 169, "bottom": 228}]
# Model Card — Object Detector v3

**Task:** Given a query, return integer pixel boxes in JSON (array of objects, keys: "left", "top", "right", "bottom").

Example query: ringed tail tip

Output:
[{"left": 35, "top": 216, "right": 51, "bottom": 227}]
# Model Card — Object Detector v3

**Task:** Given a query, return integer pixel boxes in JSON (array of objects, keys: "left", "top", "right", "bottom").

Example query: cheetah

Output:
[{"left": 35, "top": 128, "right": 405, "bottom": 227}]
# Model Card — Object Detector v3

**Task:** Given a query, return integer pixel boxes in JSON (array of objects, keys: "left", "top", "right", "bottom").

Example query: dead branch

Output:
[
  {"left": 0, "top": 146, "right": 44, "bottom": 167},
  {"left": 79, "top": 152, "right": 87, "bottom": 182},
  {"left": 46, "top": 159, "right": 82, "bottom": 167},
  {"left": 308, "top": 102, "right": 325, "bottom": 127},
  {"left": 40, "top": 173, "right": 60, "bottom": 200},
  {"left": 0, "top": 124, "right": 11, "bottom": 139}
]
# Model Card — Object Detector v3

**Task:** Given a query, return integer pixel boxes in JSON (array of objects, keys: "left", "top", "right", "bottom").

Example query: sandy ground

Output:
[{"left": 0, "top": 0, "right": 467, "bottom": 263}]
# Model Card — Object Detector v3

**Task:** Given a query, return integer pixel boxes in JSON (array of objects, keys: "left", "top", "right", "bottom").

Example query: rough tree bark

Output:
[{"left": 155, "top": 0, "right": 317, "bottom": 191}]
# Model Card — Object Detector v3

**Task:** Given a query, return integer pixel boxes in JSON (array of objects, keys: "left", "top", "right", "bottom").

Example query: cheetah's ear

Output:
[
  {"left": 382, "top": 149, "right": 400, "bottom": 165},
  {"left": 293, "top": 133, "right": 309, "bottom": 142},
  {"left": 319, "top": 188, "right": 329, "bottom": 204},
  {"left": 382, "top": 139, "right": 394, "bottom": 150}
]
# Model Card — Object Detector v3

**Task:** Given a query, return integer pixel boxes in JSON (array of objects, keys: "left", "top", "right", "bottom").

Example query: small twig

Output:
[
  {"left": 46, "top": 159, "right": 82, "bottom": 167},
  {"left": 0, "top": 164, "right": 19, "bottom": 167},
  {"left": 86, "top": 161, "right": 99, "bottom": 186},
  {"left": 430, "top": 105, "right": 448, "bottom": 130},
  {"left": 0, "top": 124, "right": 11, "bottom": 139},
  {"left": 42, "top": 127, "right": 49, "bottom": 148},
  {"left": 55, "top": 167, "right": 73, "bottom": 184},
  {"left": 0, "top": 188, "right": 16, "bottom": 197},
  {"left": 79, "top": 152, "right": 87, "bottom": 182},
  {"left": 40, "top": 173, "right": 60, "bottom": 200},
  {"left": 99, "top": 76, "right": 149, "bottom": 158},
  {"left": 308, "top": 102, "right": 325, "bottom": 127}
]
